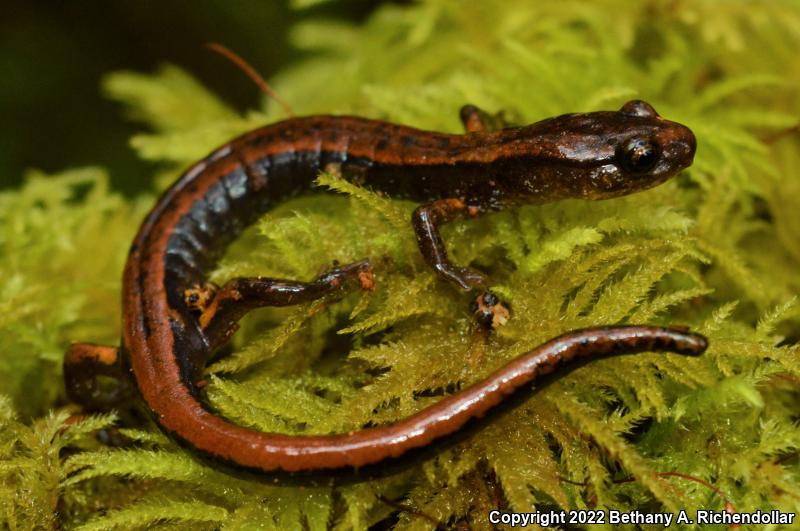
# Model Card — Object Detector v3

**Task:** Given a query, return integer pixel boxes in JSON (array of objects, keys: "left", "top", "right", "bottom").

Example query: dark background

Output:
[{"left": 1, "top": 1, "right": 388, "bottom": 193}]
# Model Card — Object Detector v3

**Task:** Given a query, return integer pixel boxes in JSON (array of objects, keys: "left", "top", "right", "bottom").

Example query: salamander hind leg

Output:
[
  {"left": 64, "top": 343, "right": 133, "bottom": 410},
  {"left": 193, "top": 259, "right": 374, "bottom": 351},
  {"left": 459, "top": 104, "right": 513, "bottom": 133}
]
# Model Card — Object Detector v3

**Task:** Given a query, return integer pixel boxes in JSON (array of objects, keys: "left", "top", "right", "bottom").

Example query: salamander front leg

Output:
[
  {"left": 64, "top": 343, "right": 133, "bottom": 410},
  {"left": 412, "top": 199, "right": 509, "bottom": 328},
  {"left": 188, "top": 259, "right": 373, "bottom": 351}
]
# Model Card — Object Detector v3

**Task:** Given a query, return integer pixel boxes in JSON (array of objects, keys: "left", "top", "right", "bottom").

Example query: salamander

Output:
[{"left": 64, "top": 99, "right": 704, "bottom": 473}]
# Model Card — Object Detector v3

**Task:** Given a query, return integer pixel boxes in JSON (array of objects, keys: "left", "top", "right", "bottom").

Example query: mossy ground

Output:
[{"left": 2, "top": 1, "right": 800, "bottom": 529}]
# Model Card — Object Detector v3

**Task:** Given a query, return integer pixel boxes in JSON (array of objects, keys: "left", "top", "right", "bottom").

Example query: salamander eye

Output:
[{"left": 621, "top": 138, "right": 660, "bottom": 173}]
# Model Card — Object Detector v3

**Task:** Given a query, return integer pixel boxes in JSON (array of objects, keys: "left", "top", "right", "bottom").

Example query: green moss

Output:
[{"left": 2, "top": 1, "right": 800, "bottom": 529}]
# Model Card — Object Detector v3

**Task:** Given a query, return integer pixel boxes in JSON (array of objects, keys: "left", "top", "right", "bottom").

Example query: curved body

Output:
[{"left": 75, "top": 102, "right": 702, "bottom": 472}]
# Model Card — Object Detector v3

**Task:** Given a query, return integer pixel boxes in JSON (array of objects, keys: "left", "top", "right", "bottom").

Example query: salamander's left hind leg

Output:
[
  {"left": 188, "top": 259, "right": 373, "bottom": 351},
  {"left": 63, "top": 343, "right": 137, "bottom": 447},
  {"left": 64, "top": 343, "right": 133, "bottom": 411},
  {"left": 459, "top": 104, "right": 514, "bottom": 133}
]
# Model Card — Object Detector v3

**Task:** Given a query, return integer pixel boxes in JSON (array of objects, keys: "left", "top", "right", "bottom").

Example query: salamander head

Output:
[
  {"left": 608, "top": 100, "right": 695, "bottom": 194},
  {"left": 577, "top": 100, "right": 696, "bottom": 199},
  {"left": 509, "top": 100, "right": 696, "bottom": 201}
]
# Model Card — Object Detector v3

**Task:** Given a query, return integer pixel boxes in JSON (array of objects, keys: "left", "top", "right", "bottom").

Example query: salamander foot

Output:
[{"left": 469, "top": 292, "right": 510, "bottom": 329}]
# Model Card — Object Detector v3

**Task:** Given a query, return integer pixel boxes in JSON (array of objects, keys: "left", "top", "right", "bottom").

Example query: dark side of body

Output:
[{"left": 64, "top": 100, "right": 706, "bottom": 473}]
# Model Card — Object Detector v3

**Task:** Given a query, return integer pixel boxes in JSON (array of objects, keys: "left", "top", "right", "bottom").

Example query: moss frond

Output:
[
  {"left": 73, "top": 499, "right": 228, "bottom": 531},
  {"left": 0, "top": 399, "right": 117, "bottom": 530}
]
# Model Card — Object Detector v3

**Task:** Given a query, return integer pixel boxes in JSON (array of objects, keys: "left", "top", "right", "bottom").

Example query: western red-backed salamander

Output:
[{"left": 64, "top": 100, "right": 705, "bottom": 473}]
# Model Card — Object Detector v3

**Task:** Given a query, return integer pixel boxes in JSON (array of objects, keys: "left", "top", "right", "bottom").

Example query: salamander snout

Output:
[
  {"left": 657, "top": 123, "right": 696, "bottom": 174},
  {"left": 684, "top": 127, "right": 697, "bottom": 161}
]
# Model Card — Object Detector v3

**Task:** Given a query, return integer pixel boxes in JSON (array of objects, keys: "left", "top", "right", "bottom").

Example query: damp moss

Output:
[{"left": 2, "top": 1, "right": 800, "bottom": 529}]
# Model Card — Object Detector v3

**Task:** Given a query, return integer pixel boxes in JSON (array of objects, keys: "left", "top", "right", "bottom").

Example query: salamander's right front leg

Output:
[
  {"left": 188, "top": 259, "right": 374, "bottom": 351},
  {"left": 412, "top": 199, "right": 510, "bottom": 328},
  {"left": 412, "top": 198, "right": 487, "bottom": 291}
]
